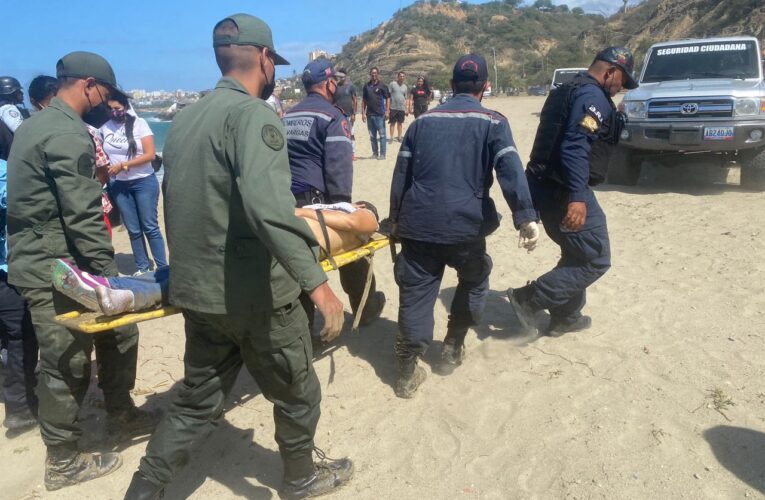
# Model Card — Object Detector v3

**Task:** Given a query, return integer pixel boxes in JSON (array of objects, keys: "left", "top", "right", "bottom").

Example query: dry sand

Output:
[{"left": 3, "top": 96, "right": 765, "bottom": 500}]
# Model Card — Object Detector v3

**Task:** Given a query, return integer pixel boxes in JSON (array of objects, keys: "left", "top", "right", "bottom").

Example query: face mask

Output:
[
  {"left": 261, "top": 71, "right": 276, "bottom": 100},
  {"left": 83, "top": 85, "right": 112, "bottom": 128},
  {"left": 111, "top": 109, "right": 127, "bottom": 123}
]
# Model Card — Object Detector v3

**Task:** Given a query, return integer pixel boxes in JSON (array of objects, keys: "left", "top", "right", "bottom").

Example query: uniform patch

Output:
[
  {"left": 77, "top": 153, "right": 95, "bottom": 178},
  {"left": 262, "top": 124, "right": 284, "bottom": 150},
  {"left": 580, "top": 115, "right": 600, "bottom": 133},
  {"left": 284, "top": 116, "right": 314, "bottom": 142},
  {"left": 8, "top": 109, "right": 19, "bottom": 119},
  {"left": 587, "top": 104, "right": 604, "bottom": 123},
  {"left": 341, "top": 119, "right": 351, "bottom": 138}
]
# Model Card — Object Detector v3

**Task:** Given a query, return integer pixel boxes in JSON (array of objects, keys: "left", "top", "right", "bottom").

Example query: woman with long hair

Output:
[{"left": 100, "top": 95, "right": 166, "bottom": 274}]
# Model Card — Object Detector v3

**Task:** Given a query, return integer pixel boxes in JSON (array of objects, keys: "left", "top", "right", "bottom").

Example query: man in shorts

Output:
[{"left": 388, "top": 71, "right": 408, "bottom": 142}]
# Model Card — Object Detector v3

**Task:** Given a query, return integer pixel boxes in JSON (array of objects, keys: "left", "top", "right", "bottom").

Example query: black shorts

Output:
[{"left": 389, "top": 109, "right": 405, "bottom": 124}]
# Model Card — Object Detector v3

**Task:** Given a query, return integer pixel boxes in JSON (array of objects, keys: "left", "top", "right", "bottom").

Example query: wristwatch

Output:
[{"left": 122, "top": 163, "right": 129, "bottom": 171}]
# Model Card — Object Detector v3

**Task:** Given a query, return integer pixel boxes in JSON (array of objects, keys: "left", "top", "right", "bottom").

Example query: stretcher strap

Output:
[
  {"left": 351, "top": 250, "right": 376, "bottom": 331},
  {"left": 315, "top": 209, "right": 338, "bottom": 270}
]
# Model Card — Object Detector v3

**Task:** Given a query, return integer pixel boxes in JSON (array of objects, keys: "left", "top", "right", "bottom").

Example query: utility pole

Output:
[{"left": 492, "top": 47, "right": 499, "bottom": 95}]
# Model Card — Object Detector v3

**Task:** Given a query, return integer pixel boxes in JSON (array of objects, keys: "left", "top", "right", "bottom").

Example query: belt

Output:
[{"left": 293, "top": 188, "right": 325, "bottom": 206}]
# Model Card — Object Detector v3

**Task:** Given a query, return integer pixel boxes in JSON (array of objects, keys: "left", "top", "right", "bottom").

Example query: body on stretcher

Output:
[{"left": 55, "top": 237, "right": 390, "bottom": 334}]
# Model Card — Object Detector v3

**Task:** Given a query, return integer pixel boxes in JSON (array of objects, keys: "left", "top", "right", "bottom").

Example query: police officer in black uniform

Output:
[
  {"left": 389, "top": 54, "right": 540, "bottom": 399},
  {"left": 285, "top": 59, "right": 385, "bottom": 331},
  {"left": 509, "top": 47, "right": 638, "bottom": 337},
  {"left": 0, "top": 76, "right": 29, "bottom": 160}
]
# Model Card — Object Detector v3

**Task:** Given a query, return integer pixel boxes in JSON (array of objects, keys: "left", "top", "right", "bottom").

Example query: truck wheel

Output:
[
  {"left": 607, "top": 146, "right": 642, "bottom": 186},
  {"left": 741, "top": 148, "right": 765, "bottom": 191}
]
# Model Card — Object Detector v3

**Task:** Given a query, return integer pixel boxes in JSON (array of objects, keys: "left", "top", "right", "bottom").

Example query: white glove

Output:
[{"left": 518, "top": 221, "right": 540, "bottom": 252}]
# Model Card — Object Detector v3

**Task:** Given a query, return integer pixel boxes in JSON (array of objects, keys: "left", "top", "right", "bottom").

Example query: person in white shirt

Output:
[
  {"left": 266, "top": 86, "right": 285, "bottom": 118},
  {"left": 100, "top": 95, "right": 167, "bottom": 274}
]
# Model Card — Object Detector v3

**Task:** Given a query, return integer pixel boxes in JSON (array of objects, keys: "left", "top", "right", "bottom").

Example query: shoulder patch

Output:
[
  {"left": 262, "top": 124, "right": 284, "bottom": 151},
  {"left": 341, "top": 119, "right": 351, "bottom": 139},
  {"left": 8, "top": 109, "right": 19, "bottom": 119},
  {"left": 77, "top": 152, "right": 95, "bottom": 178},
  {"left": 580, "top": 114, "right": 599, "bottom": 133},
  {"left": 586, "top": 104, "right": 604, "bottom": 123}
]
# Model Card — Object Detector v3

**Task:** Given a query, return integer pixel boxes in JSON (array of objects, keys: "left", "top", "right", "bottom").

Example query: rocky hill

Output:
[{"left": 333, "top": 0, "right": 764, "bottom": 89}]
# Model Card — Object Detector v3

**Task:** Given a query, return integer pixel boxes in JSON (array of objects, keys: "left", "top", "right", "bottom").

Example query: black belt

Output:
[{"left": 293, "top": 188, "right": 325, "bottom": 206}]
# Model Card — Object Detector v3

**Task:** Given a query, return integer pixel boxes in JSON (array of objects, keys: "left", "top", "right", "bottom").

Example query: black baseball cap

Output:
[
  {"left": 56, "top": 51, "right": 129, "bottom": 100},
  {"left": 452, "top": 54, "right": 489, "bottom": 83},
  {"left": 594, "top": 47, "right": 639, "bottom": 90},
  {"left": 213, "top": 13, "right": 289, "bottom": 65}
]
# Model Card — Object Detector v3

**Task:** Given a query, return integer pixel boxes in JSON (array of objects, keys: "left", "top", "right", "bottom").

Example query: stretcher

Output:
[{"left": 55, "top": 237, "right": 390, "bottom": 334}]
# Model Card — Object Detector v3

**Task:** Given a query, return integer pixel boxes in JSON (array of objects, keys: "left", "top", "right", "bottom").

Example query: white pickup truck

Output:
[
  {"left": 551, "top": 67, "right": 587, "bottom": 88},
  {"left": 610, "top": 36, "right": 765, "bottom": 190}
]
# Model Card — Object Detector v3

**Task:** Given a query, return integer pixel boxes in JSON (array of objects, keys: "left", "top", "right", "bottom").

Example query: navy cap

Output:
[
  {"left": 595, "top": 46, "right": 639, "bottom": 89},
  {"left": 302, "top": 59, "right": 336, "bottom": 89},
  {"left": 452, "top": 54, "right": 489, "bottom": 83}
]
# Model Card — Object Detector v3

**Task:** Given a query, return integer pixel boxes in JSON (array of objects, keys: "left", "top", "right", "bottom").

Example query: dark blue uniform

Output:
[
  {"left": 523, "top": 74, "right": 613, "bottom": 323},
  {"left": 390, "top": 93, "right": 537, "bottom": 357},
  {"left": 285, "top": 92, "right": 380, "bottom": 323},
  {"left": 285, "top": 92, "right": 353, "bottom": 204}
]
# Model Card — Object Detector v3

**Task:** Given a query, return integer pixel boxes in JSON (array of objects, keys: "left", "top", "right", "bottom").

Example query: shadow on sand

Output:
[{"left": 704, "top": 425, "right": 765, "bottom": 494}]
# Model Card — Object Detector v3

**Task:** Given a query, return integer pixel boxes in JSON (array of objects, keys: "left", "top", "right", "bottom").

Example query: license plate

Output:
[{"left": 704, "top": 126, "right": 734, "bottom": 141}]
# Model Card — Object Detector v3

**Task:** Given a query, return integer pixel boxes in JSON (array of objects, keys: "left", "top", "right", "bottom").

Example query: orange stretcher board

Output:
[{"left": 55, "top": 237, "right": 390, "bottom": 333}]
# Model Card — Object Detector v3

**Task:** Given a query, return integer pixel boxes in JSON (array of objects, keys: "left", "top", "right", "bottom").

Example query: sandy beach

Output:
[{"left": 3, "top": 95, "right": 765, "bottom": 500}]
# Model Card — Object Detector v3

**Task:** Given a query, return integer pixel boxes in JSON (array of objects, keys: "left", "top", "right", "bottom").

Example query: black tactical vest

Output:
[{"left": 527, "top": 75, "right": 622, "bottom": 187}]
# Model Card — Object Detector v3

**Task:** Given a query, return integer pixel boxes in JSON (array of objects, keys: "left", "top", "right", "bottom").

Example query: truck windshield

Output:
[
  {"left": 642, "top": 41, "right": 760, "bottom": 83},
  {"left": 552, "top": 69, "right": 585, "bottom": 86}
]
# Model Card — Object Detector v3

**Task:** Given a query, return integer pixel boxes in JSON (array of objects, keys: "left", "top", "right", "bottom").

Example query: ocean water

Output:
[
  {"left": 142, "top": 112, "right": 171, "bottom": 153},
  {"left": 141, "top": 112, "right": 171, "bottom": 181}
]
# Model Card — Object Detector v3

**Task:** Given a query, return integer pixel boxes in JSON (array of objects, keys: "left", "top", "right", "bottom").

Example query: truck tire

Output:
[
  {"left": 607, "top": 145, "right": 642, "bottom": 186},
  {"left": 741, "top": 147, "right": 765, "bottom": 191}
]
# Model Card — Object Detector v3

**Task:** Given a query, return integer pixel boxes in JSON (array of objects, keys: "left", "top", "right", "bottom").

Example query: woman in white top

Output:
[{"left": 100, "top": 95, "right": 167, "bottom": 274}]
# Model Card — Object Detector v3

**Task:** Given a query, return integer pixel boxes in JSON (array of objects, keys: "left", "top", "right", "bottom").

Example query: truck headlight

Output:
[
  {"left": 735, "top": 98, "right": 759, "bottom": 116},
  {"left": 624, "top": 101, "right": 646, "bottom": 119}
]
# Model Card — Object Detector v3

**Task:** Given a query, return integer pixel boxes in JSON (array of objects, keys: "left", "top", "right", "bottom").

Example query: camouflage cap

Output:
[
  {"left": 595, "top": 47, "right": 639, "bottom": 90},
  {"left": 56, "top": 51, "right": 129, "bottom": 99},
  {"left": 213, "top": 13, "right": 290, "bottom": 65}
]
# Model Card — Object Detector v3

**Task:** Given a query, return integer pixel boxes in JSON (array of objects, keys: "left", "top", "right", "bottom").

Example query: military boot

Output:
[
  {"left": 124, "top": 471, "right": 165, "bottom": 500},
  {"left": 280, "top": 449, "right": 354, "bottom": 500},
  {"left": 548, "top": 315, "right": 592, "bottom": 337},
  {"left": 106, "top": 405, "right": 161, "bottom": 442},
  {"left": 436, "top": 328, "right": 467, "bottom": 376},
  {"left": 44, "top": 443, "right": 122, "bottom": 491},
  {"left": 507, "top": 284, "right": 539, "bottom": 336},
  {"left": 3, "top": 408, "right": 38, "bottom": 432},
  {"left": 394, "top": 356, "right": 427, "bottom": 399}
]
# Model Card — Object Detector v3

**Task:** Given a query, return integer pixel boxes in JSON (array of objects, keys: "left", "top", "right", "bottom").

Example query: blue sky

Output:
[{"left": 2, "top": 0, "right": 633, "bottom": 92}]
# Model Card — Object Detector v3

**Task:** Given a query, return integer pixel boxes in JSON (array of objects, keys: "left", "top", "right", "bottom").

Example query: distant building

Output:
[{"left": 308, "top": 49, "right": 334, "bottom": 62}]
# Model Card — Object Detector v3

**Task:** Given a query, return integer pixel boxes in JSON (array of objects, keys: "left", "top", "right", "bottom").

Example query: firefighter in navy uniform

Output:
[
  {"left": 389, "top": 54, "right": 540, "bottom": 399},
  {"left": 285, "top": 58, "right": 385, "bottom": 331},
  {"left": 509, "top": 47, "right": 638, "bottom": 337}
]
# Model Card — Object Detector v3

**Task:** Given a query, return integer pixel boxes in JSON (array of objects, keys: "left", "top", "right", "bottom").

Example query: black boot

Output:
[
  {"left": 280, "top": 449, "right": 354, "bottom": 499},
  {"left": 44, "top": 443, "right": 122, "bottom": 491},
  {"left": 436, "top": 327, "right": 467, "bottom": 376},
  {"left": 548, "top": 315, "right": 592, "bottom": 337},
  {"left": 394, "top": 356, "right": 426, "bottom": 399},
  {"left": 107, "top": 405, "right": 161, "bottom": 442},
  {"left": 124, "top": 471, "right": 164, "bottom": 500},
  {"left": 507, "top": 284, "right": 539, "bottom": 335},
  {"left": 3, "top": 407, "right": 37, "bottom": 432}
]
